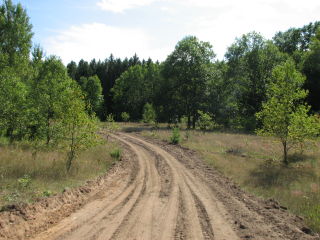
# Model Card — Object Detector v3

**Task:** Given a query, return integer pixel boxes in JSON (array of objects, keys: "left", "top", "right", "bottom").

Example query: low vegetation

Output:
[{"left": 0, "top": 139, "right": 120, "bottom": 208}]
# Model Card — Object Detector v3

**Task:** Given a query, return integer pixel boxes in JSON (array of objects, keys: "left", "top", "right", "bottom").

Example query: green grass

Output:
[
  {"left": 121, "top": 122, "right": 320, "bottom": 232},
  {"left": 0, "top": 139, "right": 120, "bottom": 208}
]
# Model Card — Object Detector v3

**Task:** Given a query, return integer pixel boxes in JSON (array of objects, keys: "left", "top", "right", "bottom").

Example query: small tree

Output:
[
  {"left": 196, "top": 110, "right": 217, "bottom": 132},
  {"left": 256, "top": 60, "right": 319, "bottom": 165},
  {"left": 170, "top": 127, "right": 180, "bottom": 144},
  {"left": 121, "top": 112, "right": 130, "bottom": 122},
  {"left": 142, "top": 103, "right": 156, "bottom": 124},
  {"left": 62, "top": 84, "right": 99, "bottom": 172}
]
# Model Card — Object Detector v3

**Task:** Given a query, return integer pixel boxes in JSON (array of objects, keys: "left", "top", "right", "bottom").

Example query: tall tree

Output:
[
  {"left": 163, "top": 36, "right": 215, "bottom": 128},
  {"left": 112, "top": 63, "right": 161, "bottom": 120},
  {"left": 0, "top": 0, "right": 33, "bottom": 64},
  {"left": 29, "top": 56, "right": 74, "bottom": 145},
  {"left": 225, "top": 32, "right": 287, "bottom": 130}
]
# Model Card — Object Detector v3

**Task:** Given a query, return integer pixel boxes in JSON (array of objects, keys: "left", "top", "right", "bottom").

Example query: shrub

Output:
[
  {"left": 170, "top": 127, "right": 180, "bottom": 144},
  {"left": 142, "top": 103, "right": 156, "bottom": 124},
  {"left": 17, "top": 174, "right": 32, "bottom": 188},
  {"left": 197, "top": 110, "right": 218, "bottom": 131},
  {"left": 121, "top": 112, "right": 130, "bottom": 122},
  {"left": 110, "top": 148, "right": 121, "bottom": 160}
]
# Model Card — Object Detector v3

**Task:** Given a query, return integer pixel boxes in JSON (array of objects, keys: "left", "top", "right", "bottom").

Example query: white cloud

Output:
[
  {"left": 42, "top": 0, "right": 320, "bottom": 63},
  {"left": 178, "top": 0, "right": 320, "bottom": 58},
  {"left": 44, "top": 23, "right": 171, "bottom": 64},
  {"left": 97, "top": 0, "right": 157, "bottom": 13}
]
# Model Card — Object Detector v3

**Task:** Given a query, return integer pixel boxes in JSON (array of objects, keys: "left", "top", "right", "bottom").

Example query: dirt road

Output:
[{"left": 1, "top": 133, "right": 318, "bottom": 240}]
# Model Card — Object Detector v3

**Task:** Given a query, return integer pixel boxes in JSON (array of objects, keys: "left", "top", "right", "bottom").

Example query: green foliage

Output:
[
  {"left": 142, "top": 103, "right": 156, "bottom": 124},
  {"left": 170, "top": 127, "right": 180, "bottom": 144},
  {"left": 42, "top": 190, "right": 53, "bottom": 197},
  {"left": 0, "top": 0, "right": 33, "bottom": 63},
  {"left": 225, "top": 32, "right": 288, "bottom": 130},
  {"left": 256, "top": 60, "right": 320, "bottom": 164},
  {"left": 61, "top": 84, "right": 99, "bottom": 172},
  {"left": 105, "top": 114, "right": 120, "bottom": 132},
  {"left": 121, "top": 112, "right": 130, "bottom": 122},
  {"left": 112, "top": 63, "right": 161, "bottom": 120},
  {"left": 110, "top": 148, "right": 121, "bottom": 160},
  {"left": 77, "top": 75, "right": 103, "bottom": 116},
  {"left": 303, "top": 29, "right": 320, "bottom": 112},
  {"left": 196, "top": 110, "right": 217, "bottom": 131},
  {"left": 17, "top": 174, "right": 31, "bottom": 188},
  {"left": 163, "top": 36, "right": 215, "bottom": 128},
  {"left": 0, "top": 68, "right": 28, "bottom": 141}
]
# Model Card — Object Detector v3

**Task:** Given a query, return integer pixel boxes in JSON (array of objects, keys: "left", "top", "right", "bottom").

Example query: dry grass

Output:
[
  {"left": 121, "top": 123, "right": 320, "bottom": 232},
  {"left": 0, "top": 138, "right": 120, "bottom": 208}
]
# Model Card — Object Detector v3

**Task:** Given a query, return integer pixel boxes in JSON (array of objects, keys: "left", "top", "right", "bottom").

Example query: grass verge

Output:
[{"left": 0, "top": 138, "right": 120, "bottom": 208}]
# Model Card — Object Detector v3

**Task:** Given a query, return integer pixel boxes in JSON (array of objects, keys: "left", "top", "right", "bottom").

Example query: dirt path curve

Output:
[{"left": 30, "top": 133, "right": 317, "bottom": 240}]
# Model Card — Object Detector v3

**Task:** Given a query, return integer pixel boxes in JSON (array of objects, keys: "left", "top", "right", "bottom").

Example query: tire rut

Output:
[{"left": 26, "top": 132, "right": 318, "bottom": 240}]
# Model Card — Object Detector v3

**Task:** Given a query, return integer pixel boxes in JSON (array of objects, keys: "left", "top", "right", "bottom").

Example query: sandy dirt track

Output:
[{"left": 1, "top": 132, "right": 318, "bottom": 240}]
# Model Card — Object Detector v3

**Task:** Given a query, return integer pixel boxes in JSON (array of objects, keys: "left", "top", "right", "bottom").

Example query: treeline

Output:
[
  {"left": 68, "top": 22, "right": 320, "bottom": 131},
  {"left": 0, "top": 0, "right": 97, "bottom": 171}
]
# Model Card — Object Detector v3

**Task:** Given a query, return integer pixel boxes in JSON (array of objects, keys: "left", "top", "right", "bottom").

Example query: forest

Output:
[{"left": 67, "top": 22, "right": 320, "bottom": 131}]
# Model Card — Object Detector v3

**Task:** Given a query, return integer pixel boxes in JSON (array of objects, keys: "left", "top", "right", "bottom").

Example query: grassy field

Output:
[
  {"left": 121, "top": 123, "right": 320, "bottom": 232},
  {"left": 0, "top": 138, "right": 121, "bottom": 208}
]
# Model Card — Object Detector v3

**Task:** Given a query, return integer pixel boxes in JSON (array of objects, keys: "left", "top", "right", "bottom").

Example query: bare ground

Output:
[{"left": 0, "top": 132, "right": 319, "bottom": 240}]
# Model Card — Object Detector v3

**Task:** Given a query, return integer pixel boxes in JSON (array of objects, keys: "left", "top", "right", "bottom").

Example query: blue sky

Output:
[{"left": 15, "top": 0, "right": 320, "bottom": 64}]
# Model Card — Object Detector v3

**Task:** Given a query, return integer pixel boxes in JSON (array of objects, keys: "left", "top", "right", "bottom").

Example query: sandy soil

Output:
[{"left": 0, "top": 132, "right": 318, "bottom": 240}]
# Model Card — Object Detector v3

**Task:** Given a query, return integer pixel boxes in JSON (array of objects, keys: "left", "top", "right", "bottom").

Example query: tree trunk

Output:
[
  {"left": 282, "top": 140, "right": 288, "bottom": 165},
  {"left": 192, "top": 115, "right": 196, "bottom": 129},
  {"left": 187, "top": 115, "right": 191, "bottom": 129},
  {"left": 46, "top": 113, "right": 51, "bottom": 145}
]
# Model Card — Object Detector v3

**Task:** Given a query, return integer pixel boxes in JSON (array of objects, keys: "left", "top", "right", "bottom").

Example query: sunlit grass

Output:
[{"left": 0, "top": 139, "right": 120, "bottom": 208}]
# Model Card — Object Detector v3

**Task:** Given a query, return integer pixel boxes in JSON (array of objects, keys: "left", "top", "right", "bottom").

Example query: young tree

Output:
[
  {"left": 29, "top": 56, "right": 74, "bottom": 145},
  {"left": 256, "top": 60, "right": 319, "bottom": 165},
  {"left": 142, "top": 103, "right": 156, "bottom": 124},
  {"left": 61, "top": 83, "right": 98, "bottom": 172},
  {"left": 121, "top": 112, "right": 130, "bottom": 122}
]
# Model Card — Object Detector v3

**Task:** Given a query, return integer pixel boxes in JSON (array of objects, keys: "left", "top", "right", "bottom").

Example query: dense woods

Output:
[{"left": 66, "top": 22, "right": 320, "bottom": 133}]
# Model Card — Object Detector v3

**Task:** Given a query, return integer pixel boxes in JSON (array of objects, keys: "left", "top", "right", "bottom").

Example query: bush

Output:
[
  {"left": 110, "top": 148, "right": 121, "bottom": 160},
  {"left": 170, "top": 127, "right": 180, "bottom": 144},
  {"left": 197, "top": 110, "right": 218, "bottom": 131},
  {"left": 121, "top": 112, "right": 130, "bottom": 122},
  {"left": 142, "top": 103, "right": 156, "bottom": 124},
  {"left": 17, "top": 174, "right": 32, "bottom": 188}
]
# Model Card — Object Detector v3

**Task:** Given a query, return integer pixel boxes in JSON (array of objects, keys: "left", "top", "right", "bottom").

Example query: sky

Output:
[{"left": 16, "top": 0, "right": 320, "bottom": 64}]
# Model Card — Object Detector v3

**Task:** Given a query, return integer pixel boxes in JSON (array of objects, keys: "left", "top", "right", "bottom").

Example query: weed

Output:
[
  {"left": 18, "top": 175, "right": 32, "bottom": 188},
  {"left": 110, "top": 148, "right": 121, "bottom": 160},
  {"left": 42, "top": 190, "right": 53, "bottom": 197}
]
